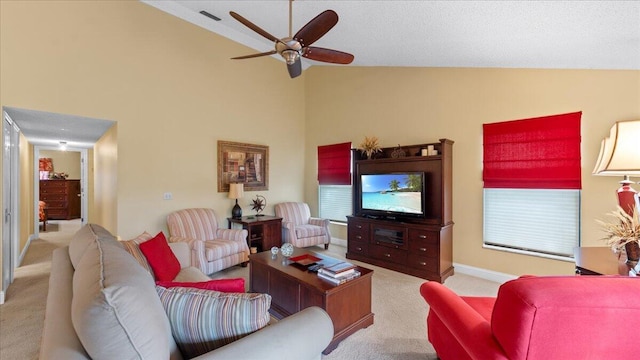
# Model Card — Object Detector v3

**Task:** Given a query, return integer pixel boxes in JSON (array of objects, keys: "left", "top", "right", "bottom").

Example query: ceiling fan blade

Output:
[
  {"left": 302, "top": 47, "right": 354, "bottom": 64},
  {"left": 229, "top": 11, "right": 280, "bottom": 43},
  {"left": 231, "top": 50, "right": 277, "bottom": 60},
  {"left": 287, "top": 59, "right": 302, "bottom": 78},
  {"left": 294, "top": 10, "right": 338, "bottom": 47}
]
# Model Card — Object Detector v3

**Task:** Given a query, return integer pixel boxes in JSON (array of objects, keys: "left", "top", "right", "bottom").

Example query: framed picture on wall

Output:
[{"left": 217, "top": 141, "right": 269, "bottom": 192}]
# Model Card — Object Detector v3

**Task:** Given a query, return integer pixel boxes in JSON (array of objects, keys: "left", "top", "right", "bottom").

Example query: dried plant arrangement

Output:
[
  {"left": 596, "top": 206, "right": 640, "bottom": 252},
  {"left": 359, "top": 136, "right": 382, "bottom": 159}
]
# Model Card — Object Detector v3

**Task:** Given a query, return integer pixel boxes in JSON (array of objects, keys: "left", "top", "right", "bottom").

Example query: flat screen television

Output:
[{"left": 359, "top": 172, "right": 425, "bottom": 220}]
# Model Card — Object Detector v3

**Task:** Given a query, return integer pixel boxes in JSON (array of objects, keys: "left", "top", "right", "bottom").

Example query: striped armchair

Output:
[
  {"left": 274, "top": 202, "right": 331, "bottom": 249},
  {"left": 166, "top": 208, "right": 249, "bottom": 275}
]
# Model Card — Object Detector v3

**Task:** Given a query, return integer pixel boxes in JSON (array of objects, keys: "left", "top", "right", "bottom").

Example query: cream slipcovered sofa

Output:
[{"left": 40, "top": 224, "right": 333, "bottom": 360}]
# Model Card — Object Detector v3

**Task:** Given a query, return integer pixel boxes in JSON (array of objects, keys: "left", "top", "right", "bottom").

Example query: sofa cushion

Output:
[
  {"left": 121, "top": 231, "right": 155, "bottom": 276},
  {"left": 174, "top": 266, "right": 212, "bottom": 283},
  {"left": 294, "top": 224, "right": 326, "bottom": 239},
  {"left": 156, "top": 278, "right": 245, "bottom": 293},
  {"left": 71, "top": 225, "right": 182, "bottom": 360},
  {"left": 140, "top": 232, "right": 181, "bottom": 281},
  {"left": 156, "top": 286, "right": 271, "bottom": 359},
  {"left": 68, "top": 223, "right": 121, "bottom": 269},
  {"left": 203, "top": 239, "right": 246, "bottom": 262}
]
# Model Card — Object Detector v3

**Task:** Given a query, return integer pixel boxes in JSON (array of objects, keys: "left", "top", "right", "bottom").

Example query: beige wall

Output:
[
  {"left": 1, "top": 0, "right": 307, "bottom": 246},
  {"left": 1, "top": 0, "right": 639, "bottom": 284},
  {"left": 40, "top": 150, "right": 81, "bottom": 179},
  {"left": 19, "top": 133, "right": 33, "bottom": 254},
  {"left": 93, "top": 124, "right": 118, "bottom": 233},
  {"left": 305, "top": 67, "right": 640, "bottom": 276}
]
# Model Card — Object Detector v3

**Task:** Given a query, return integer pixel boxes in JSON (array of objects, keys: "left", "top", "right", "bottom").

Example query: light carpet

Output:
[
  {"left": 0, "top": 219, "right": 82, "bottom": 360},
  {"left": 0, "top": 221, "right": 502, "bottom": 359},
  {"left": 213, "top": 245, "right": 501, "bottom": 360}
]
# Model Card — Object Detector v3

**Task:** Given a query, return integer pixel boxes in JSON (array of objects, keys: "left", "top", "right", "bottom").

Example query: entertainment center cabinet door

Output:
[{"left": 372, "top": 224, "right": 408, "bottom": 250}]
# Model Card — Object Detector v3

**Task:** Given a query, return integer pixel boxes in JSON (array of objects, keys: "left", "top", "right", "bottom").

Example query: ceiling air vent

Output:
[{"left": 199, "top": 10, "right": 221, "bottom": 21}]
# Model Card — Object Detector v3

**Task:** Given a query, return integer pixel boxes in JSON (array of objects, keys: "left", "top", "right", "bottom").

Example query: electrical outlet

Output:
[{"left": 163, "top": 192, "right": 173, "bottom": 200}]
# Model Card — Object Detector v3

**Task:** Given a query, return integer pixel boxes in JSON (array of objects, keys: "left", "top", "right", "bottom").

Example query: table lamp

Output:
[
  {"left": 593, "top": 120, "right": 640, "bottom": 215},
  {"left": 228, "top": 183, "right": 244, "bottom": 219}
]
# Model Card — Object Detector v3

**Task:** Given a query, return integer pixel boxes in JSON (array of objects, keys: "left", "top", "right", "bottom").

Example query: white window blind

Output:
[
  {"left": 319, "top": 185, "right": 352, "bottom": 223},
  {"left": 483, "top": 188, "right": 580, "bottom": 258}
]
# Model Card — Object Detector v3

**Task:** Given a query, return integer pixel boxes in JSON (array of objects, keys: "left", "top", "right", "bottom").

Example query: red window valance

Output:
[
  {"left": 318, "top": 142, "right": 351, "bottom": 185},
  {"left": 483, "top": 112, "right": 582, "bottom": 189}
]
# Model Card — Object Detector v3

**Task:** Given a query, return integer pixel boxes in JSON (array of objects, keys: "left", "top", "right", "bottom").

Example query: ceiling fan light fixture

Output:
[
  {"left": 229, "top": 3, "right": 353, "bottom": 78},
  {"left": 281, "top": 49, "right": 300, "bottom": 65}
]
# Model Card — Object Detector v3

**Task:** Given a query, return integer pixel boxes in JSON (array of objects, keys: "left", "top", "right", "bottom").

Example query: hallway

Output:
[{"left": 0, "top": 219, "right": 81, "bottom": 360}]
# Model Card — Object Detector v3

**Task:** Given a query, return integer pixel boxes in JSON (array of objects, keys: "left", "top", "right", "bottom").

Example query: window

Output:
[
  {"left": 483, "top": 112, "right": 582, "bottom": 259},
  {"left": 319, "top": 185, "right": 352, "bottom": 222},
  {"left": 318, "top": 142, "right": 352, "bottom": 222}
]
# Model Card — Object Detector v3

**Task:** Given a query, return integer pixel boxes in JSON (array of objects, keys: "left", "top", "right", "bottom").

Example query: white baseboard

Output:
[
  {"left": 331, "top": 238, "right": 347, "bottom": 248},
  {"left": 453, "top": 262, "right": 518, "bottom": 284},
  {"left": 18, "top": 235, "right": 36, "bottom": 267},
  {"left": 0, "top": 290, "right": 4, "bottom": 304}
]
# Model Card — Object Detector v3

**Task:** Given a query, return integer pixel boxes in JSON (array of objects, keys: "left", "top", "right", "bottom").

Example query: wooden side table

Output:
[
  {"left": 573, "top": 246, "right": 636, "bottom": 276},
  {"left": 228, "top": 215, "right": 282, "bottom": 252}
]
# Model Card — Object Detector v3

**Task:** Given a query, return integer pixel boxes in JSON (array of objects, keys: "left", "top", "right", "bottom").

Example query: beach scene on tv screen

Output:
[{"left": 361, "top": 174, "right": 422, "bottom": 214}]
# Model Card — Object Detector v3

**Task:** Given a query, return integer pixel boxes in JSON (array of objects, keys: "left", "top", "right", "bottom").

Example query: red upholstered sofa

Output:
[{"left": 420, "top": 276, "right": 640, "bottom": 360}]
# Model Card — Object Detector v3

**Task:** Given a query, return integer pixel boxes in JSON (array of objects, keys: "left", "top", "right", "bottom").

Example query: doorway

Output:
[
  {"left": 1, "top": 106, "right": 114, "bottom": 304},
  {"left": 2, "top": 111, "right": 20, "bottom": 304},
  {"left": 34, "top": 147, "right": 88, "bottom": 238}
]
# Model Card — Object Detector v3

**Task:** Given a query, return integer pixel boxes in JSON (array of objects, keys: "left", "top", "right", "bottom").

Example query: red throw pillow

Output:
[
  {"left": 156, "top": 278, "right": 246, "bottom": 293},
  {"left": 139, "top": 232, "right": 181, "bottom": 281}
]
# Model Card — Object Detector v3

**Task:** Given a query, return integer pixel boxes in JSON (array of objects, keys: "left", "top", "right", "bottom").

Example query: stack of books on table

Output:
[{"left": 317, "top": 261, "right": 360, "bottom": 285}]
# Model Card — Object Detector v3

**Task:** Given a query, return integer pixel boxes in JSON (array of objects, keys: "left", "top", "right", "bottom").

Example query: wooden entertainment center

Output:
[{"left": 346, "top": 139, "right": 454, "bottom": 283}]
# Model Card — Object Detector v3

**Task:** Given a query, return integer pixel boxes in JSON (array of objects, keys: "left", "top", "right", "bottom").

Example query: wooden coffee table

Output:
[{"left": 249, "top": 248, "right": 374, "bottom": 354}]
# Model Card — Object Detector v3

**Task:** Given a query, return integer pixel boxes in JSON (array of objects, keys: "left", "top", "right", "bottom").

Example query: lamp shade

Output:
[
  {"left": 593, "top": 120, "right": 640, "bottom": 176},
  {"left": 228, "top": 183, "right": 244, "bottom": 199}
]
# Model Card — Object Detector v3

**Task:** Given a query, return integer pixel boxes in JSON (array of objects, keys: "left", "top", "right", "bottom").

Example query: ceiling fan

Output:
[{"left": 229, "top": 0, "right": 354, "bottom": 79}]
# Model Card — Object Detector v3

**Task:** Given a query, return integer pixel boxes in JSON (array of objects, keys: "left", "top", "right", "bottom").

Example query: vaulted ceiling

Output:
[
  {"left": 144, "top": 0, "right": 640, "bottom": 70},
  {"left": 7, "top": 1, "right": 640, "bottom": 148}
]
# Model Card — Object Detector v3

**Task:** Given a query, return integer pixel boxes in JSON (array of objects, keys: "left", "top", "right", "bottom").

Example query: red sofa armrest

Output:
[{"left": 420, "top": 282, "right": 508, "bottom": 360}]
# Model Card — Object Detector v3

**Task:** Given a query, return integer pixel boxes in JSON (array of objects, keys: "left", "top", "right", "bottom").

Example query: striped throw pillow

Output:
[
  {"left": 121, "top": 232, "right": 155, "bottom": 277},
  {"left": 156, "top": 286, "right": 271, "bottom": 358}
]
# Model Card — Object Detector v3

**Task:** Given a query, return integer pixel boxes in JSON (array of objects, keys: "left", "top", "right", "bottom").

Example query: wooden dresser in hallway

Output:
[{"left": 39, "top": 179, "right": 81, "bottom": 220}]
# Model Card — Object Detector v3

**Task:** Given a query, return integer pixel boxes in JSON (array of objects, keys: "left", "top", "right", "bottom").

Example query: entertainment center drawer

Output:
[
  {"left": 348, "top": 220, "right": 370, "bottom": 241},
  {"left": 408, "top": 242, "right": 439, "bottom": 258},
  {"left": 348, "top": 240, "right": 369, "bottom": 256},
  {"left": 407, "top": 254, "right": 438, "bottom": 273},
  {"left": 369, "top": 245, "right": 407, "bottom": 265},
  {"left": 408, "top": 229, "right": 438, "bottom": 244}
]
